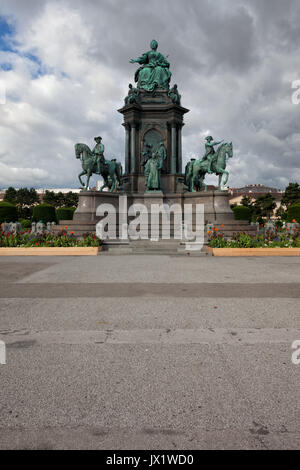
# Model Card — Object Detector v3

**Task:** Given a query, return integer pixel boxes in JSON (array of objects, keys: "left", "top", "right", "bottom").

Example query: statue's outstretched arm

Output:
[
  {"left": 207, "top": 140, "right": 223, "bottom": 147},
  {"left": 129, "top": 53, "right": 148, "bottom": 64}
]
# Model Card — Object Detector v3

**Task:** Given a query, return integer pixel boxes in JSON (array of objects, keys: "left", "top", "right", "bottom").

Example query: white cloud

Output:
[{"left": 0, "top": 0, "right": 299, "bottom": 189}]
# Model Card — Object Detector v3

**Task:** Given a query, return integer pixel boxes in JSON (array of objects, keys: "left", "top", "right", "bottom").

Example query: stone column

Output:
[
  {"left": 171, "top": 123, "right": 177, "bottom": 174},
  {"left": 178, "top": 126, "right": 182, "bottom": 174},
  {"left": 125, "top": 124, "right": 130, "bottom": 174},
  {"left": 131, "top": 123, "right": 136, "bottom": 173}
]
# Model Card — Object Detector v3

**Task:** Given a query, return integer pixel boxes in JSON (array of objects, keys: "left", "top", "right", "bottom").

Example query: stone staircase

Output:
[{"left": 101, "top": 239, "right": 210, "bottom": 256}]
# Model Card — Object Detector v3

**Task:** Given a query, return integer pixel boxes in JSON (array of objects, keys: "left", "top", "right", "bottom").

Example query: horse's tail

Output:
[{"left": 115, "top": 162, "right": 123, "bottom": 183}]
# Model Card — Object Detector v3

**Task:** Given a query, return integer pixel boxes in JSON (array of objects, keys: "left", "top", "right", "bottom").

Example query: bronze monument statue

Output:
[{"left": 75, "top": 137, "right": 122, "bottom": 192}]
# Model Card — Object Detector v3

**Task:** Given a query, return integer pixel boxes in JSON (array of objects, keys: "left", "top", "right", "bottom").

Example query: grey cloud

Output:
[{"left": 0, "top": 0, "right": 300, "bottom": 189}]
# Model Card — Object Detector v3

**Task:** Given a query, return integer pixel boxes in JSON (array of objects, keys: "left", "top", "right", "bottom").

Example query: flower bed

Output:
[
  {"left": 207, "top": 226, "right": 300, "bottom": 256},
  {"left": 0, "top": 229, "right": 102, "bottom": 248},
  {"left": 208, "top": 227, "right": 300, "bottom": 248}
]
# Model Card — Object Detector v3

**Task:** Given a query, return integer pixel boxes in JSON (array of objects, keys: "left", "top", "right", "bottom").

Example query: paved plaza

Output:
[{"left": 0, "top": 255, "right": 299, "bottom": 449}]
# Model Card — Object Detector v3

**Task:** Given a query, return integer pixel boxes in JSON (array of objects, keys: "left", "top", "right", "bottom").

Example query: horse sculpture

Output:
[
  {"left": 75, "top": 143, "right": 122, "bottom": 191},
  {"left": 186, "top": 142, "right": 233, "bottom": 192}
]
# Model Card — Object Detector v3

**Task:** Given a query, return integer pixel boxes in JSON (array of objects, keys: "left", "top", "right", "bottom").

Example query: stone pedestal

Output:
[
  {"left": 55, "top": 189, "right": 256, "bottom": 241},
  {"left": 118, "top": 89, "right": 189, "bottom": 193}
]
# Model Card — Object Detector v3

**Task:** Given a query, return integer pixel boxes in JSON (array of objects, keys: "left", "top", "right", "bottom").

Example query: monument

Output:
[{"left": 57, "top": 40, "right": 255, "bottom": 247}]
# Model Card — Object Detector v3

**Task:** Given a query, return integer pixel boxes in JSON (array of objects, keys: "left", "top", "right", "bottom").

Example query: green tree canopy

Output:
[
  {"left": 43, "top": 190, "right": 57, "bottom": 206},
  {"left": 4, "top": 187, "right": 17, "bottom": 204},
  {"left": 16, "top": 188, "right": 39, "bottom": 208},
  {"left": 281, "top": 183, "right": 300, "bottom": 208},
  {"left": 240, "top": 195, "right": 253, "bottom": 208},
  {"left": 252, "top": 193, "right": 276, "bottom": 220},
  {"left": 43, "top": 190, "right": 79, "bottom": 208}
]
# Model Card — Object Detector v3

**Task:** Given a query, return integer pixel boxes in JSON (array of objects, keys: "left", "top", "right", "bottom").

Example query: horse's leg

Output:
[
  {"left": 222, "top": 170, "right": 229, "bottom": 186},
  {"left": 109, "top": 168, "right": 117, "bottom": 192},
  {"left": 218, "top": 173, "right": 222, "bottom": 190},
  {"left": 191, "top": 170, "right": 197, "bottom": 192},
  {"left": 85, "top": 171, "right": 92, "bottom": 190},
  {"left": 191, "top": 176, "right": 196, "bottom": 192},
  {"left": 78, "top": 170, "right": 87, "bottom": 187},
  {"left": 109, "top": 174, "right": 115, "bottom": 192},
  {"left": 111, "top": 179, "right": 116, "bottom": 192},
  {"left": 100, "top": 179, "right": 108, "bottom": 191}
]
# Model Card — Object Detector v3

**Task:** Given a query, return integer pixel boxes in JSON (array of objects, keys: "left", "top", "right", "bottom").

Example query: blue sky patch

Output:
[
  {"left": 0, "top": 16, "right": 15, "bottom": 52},
  {"left": 0, "top": 16, "right": 46, "bottom": 78}
]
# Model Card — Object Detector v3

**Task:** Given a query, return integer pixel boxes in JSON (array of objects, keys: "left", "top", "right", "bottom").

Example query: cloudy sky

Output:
[{"left": 0, "top": 0, "right": 299, "bottom": 189}]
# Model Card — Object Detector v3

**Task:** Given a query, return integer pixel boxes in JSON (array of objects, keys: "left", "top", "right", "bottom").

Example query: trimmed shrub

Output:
[
  {"left": 232, "top": 205, "right": 252, "bottom": 222},
  {"left": 19, "top": 218, "right": 31, "bottom": 229},
  {"left": 18, "top": 206, "right": 33, "bottom": 220},
  {"left": 286, "top": 203, "right": 300, "bottom": 223},
  {"left": 56, "top": 206, "right": 76, "bottom": 221},
  {"left": 0, "top": 201, "right": 18, "bottom": 223},
  {"left": 32, "top": 204, "right": 57, "bottom": 224}
]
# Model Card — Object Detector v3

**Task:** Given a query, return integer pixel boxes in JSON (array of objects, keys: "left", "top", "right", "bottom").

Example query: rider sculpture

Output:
[
  {"left": 92, "top": 136, "right": 105, "bottom": 174},
  {"left": 184, "top": 136, "right": 233, "bottom": 192},
  {"left": 202, "top": 136, "right": 224, "bottom": 174},
  {"left": 75, "top": 136, "right": 122, "bottom": 192}
]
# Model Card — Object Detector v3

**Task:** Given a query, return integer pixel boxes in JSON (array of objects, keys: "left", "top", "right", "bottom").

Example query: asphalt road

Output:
[{"left": 0, "top": 255, "right": 299, "bottom": 450}]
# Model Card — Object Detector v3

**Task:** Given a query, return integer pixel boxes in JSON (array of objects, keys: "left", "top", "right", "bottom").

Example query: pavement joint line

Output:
[
  {"left": 2, "top": 328, "right": 300, "bottom": 345},
  {"left": 1, "top": 282, "right": 300, "bottom": 298}
]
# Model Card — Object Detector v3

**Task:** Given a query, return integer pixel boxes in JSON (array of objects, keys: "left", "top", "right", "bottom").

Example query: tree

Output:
[
  {"left": 55, "top": 192, "right": 65, "bottom": 207},
  {"left": 275, "top": 205, "right": 287, "bottom": 220},
  {"left": 252, "top": 193, "right": 276, "bottom": 221},
  {"left": 240, "top": 195, "right": 253, "bottom": 208},
  {"left": 43, "top": 190, "right": 79, "bottom": 208},
  {"left": 43, "top": 190, "right": 57, "bottom": 206},
  {"left": 4, "top": 187, "right": 17, "bottom": 204},
  {"left": 16, "top": 188, "right": 39, "bottom": 208},
  {"left": 286, "top": 203, "right": 300, "bottom": 223},
  {"left": 64, "top": 191, "right": 79, "bottom": 207},
  {"left": 281, "top": 183, "right": 300, "bottom": 209}
]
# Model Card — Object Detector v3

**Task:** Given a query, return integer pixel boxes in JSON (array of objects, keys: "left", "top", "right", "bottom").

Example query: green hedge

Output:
[
  {"left": 56, "top": 206, "right": 76, "bottom": 221},
  {"left": 287, "top": 203, "right": 300, "bottom": 223},
  {"left": 18, "top": 218, "right": 32, "bottom": 229},
  {"left": 32, "top": 204, "right": 57, "bottom": 224},
  {"left": 0, "top": 201, "right": 18, "bottom": 223},
  {"left": 232, "top": 205, "right": 252, "bottom": 222}
]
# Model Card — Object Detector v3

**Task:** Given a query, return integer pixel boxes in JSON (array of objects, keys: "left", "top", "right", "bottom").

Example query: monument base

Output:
[{"left": 54, "top": 189, "right": 256, "bottom": 245}]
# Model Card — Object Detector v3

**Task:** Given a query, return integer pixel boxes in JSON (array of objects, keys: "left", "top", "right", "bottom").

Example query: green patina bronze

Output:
[
  {"left": 185, "top": 141, "right": 233, "bottom": 192},
  {"left": 168, "top": 84, "right": 181, "bottom": 105},
  {"left": 75, "top": 137, "right": 122, "bottom": 191},
  {"left": 141, "top": 142, "right": 153, "bottom": 168},
  {"left": 144, "top": 141, "right": 167, "bottom": 191},
  {"left": 130, "top": 39, "right": 171, "bottom": 92},
  {"left": 202, "top": 136, "right": 224, "bottom": 174},
  {"left": 124, "top": 83, "right": 140, "bottom": 105},
  {"left": 145, "top": 152, "right": 162, "bottom": 191}
]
